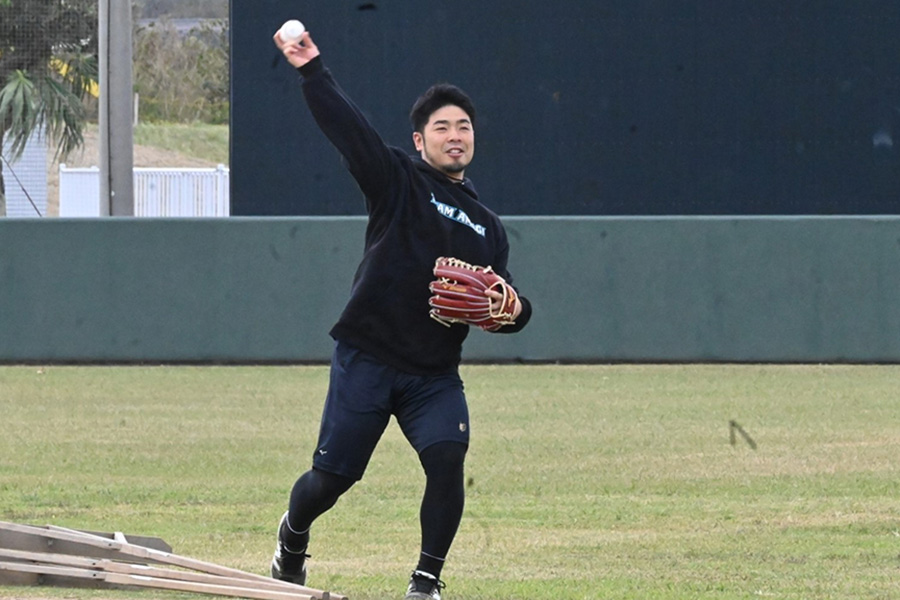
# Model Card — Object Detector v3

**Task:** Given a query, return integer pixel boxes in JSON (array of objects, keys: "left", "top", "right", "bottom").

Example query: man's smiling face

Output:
[{"left": 413, "top": 104, "right": 475, "bottom": 180}]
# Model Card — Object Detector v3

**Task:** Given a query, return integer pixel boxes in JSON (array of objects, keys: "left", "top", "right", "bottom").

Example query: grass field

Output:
[
  {"left": 132, "top": 123, "right": 229, "bottom": 165},
  {"left": 1, "top": 364, "right": 898, "bottom": 600}
]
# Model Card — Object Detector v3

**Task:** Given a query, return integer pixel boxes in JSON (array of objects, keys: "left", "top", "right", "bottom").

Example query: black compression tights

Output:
[
  {"left": 284, "top": 441, "right": 466, "bottom": 576},
  {"left": 416, "top": 441, "right": 467, "bottom": 577},
  {"left": 285, "top": 468, "right": 355, "bottom": 549}
]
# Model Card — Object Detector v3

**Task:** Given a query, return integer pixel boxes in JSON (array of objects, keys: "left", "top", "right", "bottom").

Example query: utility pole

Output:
[{"left": 98, "top": 0, "right": 134, "bottom": 216}]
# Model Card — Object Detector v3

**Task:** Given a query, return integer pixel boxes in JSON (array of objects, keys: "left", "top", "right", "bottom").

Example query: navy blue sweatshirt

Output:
[{"left": 298, "top": 57, "right": 532, "bottom": 374}]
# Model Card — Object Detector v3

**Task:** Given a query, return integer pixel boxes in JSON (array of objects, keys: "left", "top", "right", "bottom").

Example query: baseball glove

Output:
[{"left": 428, "top": 256, "right": 520, "bottom": 331}]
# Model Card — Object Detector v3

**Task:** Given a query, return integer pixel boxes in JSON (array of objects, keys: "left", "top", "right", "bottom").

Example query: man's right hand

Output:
[{"left": 273, "top": 29, "right": 320, "bottom": 69}]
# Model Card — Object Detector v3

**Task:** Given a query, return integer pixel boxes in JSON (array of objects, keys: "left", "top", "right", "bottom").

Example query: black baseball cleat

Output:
[
  {"left": 405, "top": 570, "right": 445, "bottom": 600},
  {"left": 270, "top": 512, "right": 309, "bottom": 586}
]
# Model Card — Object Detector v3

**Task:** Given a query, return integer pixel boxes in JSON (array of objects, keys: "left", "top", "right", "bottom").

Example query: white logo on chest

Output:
[{"left": 430, "top": 194, "right": 487, "bottom": 237}]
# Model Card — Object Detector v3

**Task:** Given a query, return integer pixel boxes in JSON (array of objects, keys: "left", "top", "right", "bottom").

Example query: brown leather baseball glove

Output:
[{"left": 428, "top": 257, "right": 520, "bottom": 331}]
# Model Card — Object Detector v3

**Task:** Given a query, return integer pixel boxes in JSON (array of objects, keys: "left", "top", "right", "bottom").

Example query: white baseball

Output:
[{"left": 279, "top": 19, "right": 305, "bottom": 44}]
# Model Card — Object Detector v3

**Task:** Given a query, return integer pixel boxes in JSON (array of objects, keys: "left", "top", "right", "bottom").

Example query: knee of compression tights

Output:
[
  {"left": 289, "top": 468, "right": 355, "bottom": 531},
  {"left": 418, "top": 441, "right": 467, "bottom": 478}
]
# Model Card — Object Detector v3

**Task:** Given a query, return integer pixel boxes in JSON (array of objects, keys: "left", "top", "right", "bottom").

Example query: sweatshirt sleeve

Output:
[
  {"left": 489, "top": 225, "right": 533, "bottom": 334},
  {"left": 298, "top": 57, "right": 395, "bottom": 203},
  {"left": 496, "top": 295, "right": 532, "bottom": 333}
]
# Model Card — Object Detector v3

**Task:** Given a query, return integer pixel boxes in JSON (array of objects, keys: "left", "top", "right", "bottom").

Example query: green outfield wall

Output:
[{"left": 1, "top": 217, "right": 899, "bottom": 363}]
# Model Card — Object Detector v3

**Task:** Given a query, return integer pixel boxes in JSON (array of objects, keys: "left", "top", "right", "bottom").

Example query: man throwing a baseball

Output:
[{"left": 272, "top": 25, "right": 533, "bottom": 600}]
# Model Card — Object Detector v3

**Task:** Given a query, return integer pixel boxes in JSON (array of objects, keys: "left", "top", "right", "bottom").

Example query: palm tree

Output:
[{"left": 0, "top": 0, "right": 97, "bottom": 216}]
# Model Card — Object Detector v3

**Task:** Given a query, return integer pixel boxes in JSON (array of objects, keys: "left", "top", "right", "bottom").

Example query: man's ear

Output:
[{"left": 412, "top": 131, "right": 424, "bottom": 152}]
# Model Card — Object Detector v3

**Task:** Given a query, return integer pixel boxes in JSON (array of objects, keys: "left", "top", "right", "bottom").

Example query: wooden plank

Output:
[
  {"left": 46, "top": 524, "right": 345, "bottom": 600},
  {"left": 0, "top": 561, "right": 315, "bottom": 600},
  {"left": 0, "top": 550, "right": 114, "bottom": 590},
  {"left": 0, "top": 547, "right": 100, "bottom": 567},
  {"left": 104, "top": 571, "right": 316, "bottom": 600},
  {"left": 0, "top": 560, "right": 104, "bottom": 581},
  {"left": 0, "top": 522, "right": 347, "bottom": 600},
  {"left": 0, "top": 521, "right": 132, "bottom": 562},
  {"left": 0, "top": 547, "right": 317, "bottom": 595},
  {"left": 0, "top": 521, "right": 172, "bottom": 554}
]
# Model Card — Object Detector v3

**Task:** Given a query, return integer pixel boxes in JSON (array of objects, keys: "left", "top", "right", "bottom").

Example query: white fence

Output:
[{"left": 59, "top": 165, "right": 230, "bottom": 217}]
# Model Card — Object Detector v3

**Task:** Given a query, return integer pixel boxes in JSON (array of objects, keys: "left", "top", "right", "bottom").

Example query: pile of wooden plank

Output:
[{"left": 0, "top": 521, "right": 346, "bottom": 600}]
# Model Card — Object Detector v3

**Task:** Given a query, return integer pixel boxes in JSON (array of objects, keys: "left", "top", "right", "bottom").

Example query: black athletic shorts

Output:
[{"left": 311, "top": 340, "right": 470, "bottom": 480}]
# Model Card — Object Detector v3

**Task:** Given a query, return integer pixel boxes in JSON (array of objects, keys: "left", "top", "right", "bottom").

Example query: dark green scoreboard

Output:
[{"left": 231, "top": 1, "right": 900, "bottom": 216}]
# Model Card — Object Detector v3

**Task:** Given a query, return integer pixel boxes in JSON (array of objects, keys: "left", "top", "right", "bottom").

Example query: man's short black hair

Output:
[{"left": 409, "top": 83, "right": 476, "bottom": 133}]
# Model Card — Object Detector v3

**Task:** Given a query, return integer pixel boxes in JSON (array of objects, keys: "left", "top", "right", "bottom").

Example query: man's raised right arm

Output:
[{"left": 273, "top": 29, "right": 393, "bottom": 197}]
